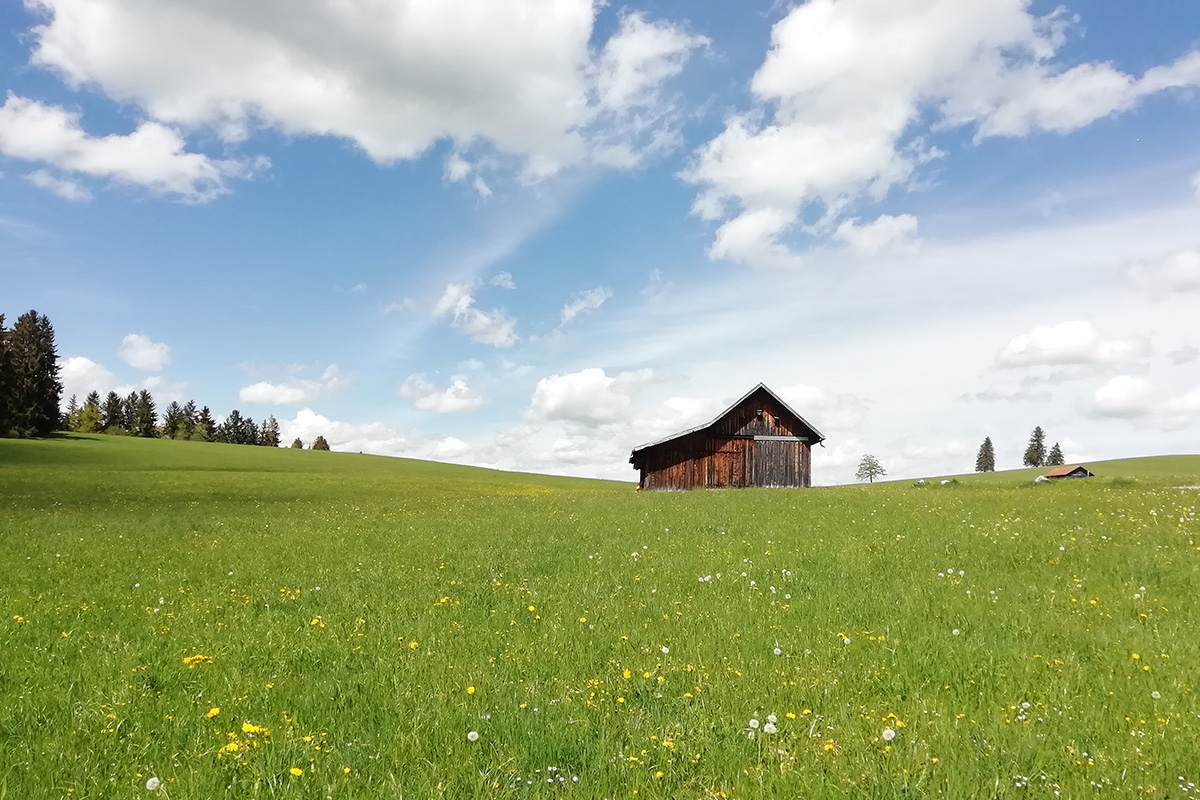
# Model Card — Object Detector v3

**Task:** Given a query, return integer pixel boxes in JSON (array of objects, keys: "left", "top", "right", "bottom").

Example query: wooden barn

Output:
[{"left": 629, "top": 383, "right": 825, "bottom": 491}]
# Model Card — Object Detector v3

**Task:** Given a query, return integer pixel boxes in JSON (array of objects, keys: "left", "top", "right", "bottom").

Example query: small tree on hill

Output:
[
  {"left": 290, "top": 437, "right": 304, "bottom": 449},
  {"left": 855, "top": 453, "right": 886, "bottom": 483},
  {"left": 311, "top": 435, "right": 330, "bottom": 451},
  {"left": 1046, "top": 442, "right": 1065, "bottom": 466},
  {"left": 1022, "top": 426, "right": 1046, "bottom": 468},
  {"left": 259, "top": 415, "right": 281, "bottom": 447},
  {"left": 975, "top": 436, "right": 995, "bottom": 472}
]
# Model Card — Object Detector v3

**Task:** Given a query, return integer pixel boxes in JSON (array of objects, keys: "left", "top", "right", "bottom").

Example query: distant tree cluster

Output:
[
  {"left": 1022, "top": 426, "right": 1065, "bottom": 468},
  {"left": 974, "top": 428, "right": 1067, "bottom": 472},
  {"left": 66, "top": 389, "right": 286, "bottom": 448},
  {"left": 0, "top": 310, "right": 63, "bottom": 438}
]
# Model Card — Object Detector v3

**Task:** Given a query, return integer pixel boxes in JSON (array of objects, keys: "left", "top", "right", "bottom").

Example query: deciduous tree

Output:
[{"left": 855, "top": 453, "right": 886, "bottom": 483}]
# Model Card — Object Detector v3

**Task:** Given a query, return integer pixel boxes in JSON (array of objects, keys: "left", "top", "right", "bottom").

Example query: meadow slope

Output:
[{"left": 2, "top": 436, "right": 1199, "bottom": 799}]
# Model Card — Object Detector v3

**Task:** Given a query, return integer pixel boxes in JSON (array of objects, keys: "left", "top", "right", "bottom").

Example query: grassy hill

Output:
[
  {"left": 2, "top": 435, "right": 1199, "bottom": 798},
  {"left": 920, "top": 454, "right": 1200, "bottom": 485}
]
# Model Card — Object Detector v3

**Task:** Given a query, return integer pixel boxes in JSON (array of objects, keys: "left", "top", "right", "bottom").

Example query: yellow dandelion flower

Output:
[
  {"left": 12, "top": 615, "right": 25, "bottom": 624},
  {"left": 578, "top": 616, "right": 587, "bottom": 623},
  {"left": 343, "top": 767, "right": 350, "bottom": 774},
  {"left": 205, "top": 707, "right": 220, "bottom": 719},
  {"left": 182, "top": 654, "right": 213, "bottom": 668},
  {"left": 289, "top": 767, "right": 303, "bottom": 776},
  {"left": 654, "top": 771, "right": 665, "bottom": 779},
  {"left": 242, "top": 722, "right": 266, "bottom": 734},
  {"left": 467, "top": 686, "right": 475, "bottom": 695},
  {"left": 409, "top": 641, "right": 419, "bottom": 649},
  {"left": 786, "top": 712, "right": 796, "bottom": 719},
  {"left": 623, "top": 669, "right": 631, "bottom": 679},
  {"left": 1132, "top": 653, "right": 1141, "bottom": 660}
]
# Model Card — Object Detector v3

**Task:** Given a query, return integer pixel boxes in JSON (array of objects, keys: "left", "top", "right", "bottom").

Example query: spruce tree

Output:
[
  {"left": 1046, "top": 442, "right": 1065, "bottom": 466},
  {"left": 311, "top": 435, "right": 331, "bottom": 451},
  {"left": 195, "top": 406, "right": 216, "bottom": 442},
  {"left": 180, "top": 400, "right": 198, "bottom": 440},
  {"left": 290, "top": 437, "right": 304, "bottom": 449},
  {"left": 123, "top": 391, "right": 138, "bottom": 432},
  {"left": 101, "top": 391, "right": 124, "bottom": 432},
  {"left": 133, "top": 390, "right": 157, "bottom": 437},
  {"left": 1022, "top": 426, "right": 1047, "bottom": 468},
  {"left": 6, "top": 310, "right": 63, "bottom": 436},
  {"left": 975, "top": 436, "right": 995, "bottom": 472},
  {"left": 161, "top": 401, "right": 183, "bottom": 439},
  {"left": 75, "top": 391, "right": 102, "bottom": 433},
  {"left": 259, "top": 415, "right": 281, "bottom": 447}
]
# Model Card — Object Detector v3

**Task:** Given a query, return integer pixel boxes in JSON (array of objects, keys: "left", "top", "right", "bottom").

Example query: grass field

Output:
[{"left": 2, "top": 435, "right": 1199, "bottom": 799}]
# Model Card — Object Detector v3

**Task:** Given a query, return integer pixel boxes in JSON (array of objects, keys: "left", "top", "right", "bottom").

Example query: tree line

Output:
[
  {"left": 2, "top": 308, "right": 331, "bottom": 450},
  {"left": 974, "top": 427, "right": 1066, "bottom": 473}
]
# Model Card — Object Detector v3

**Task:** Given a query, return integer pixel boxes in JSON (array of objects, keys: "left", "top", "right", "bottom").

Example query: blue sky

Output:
[{"left": 2, "top": 0, "right": 1198, "bottom": 482}]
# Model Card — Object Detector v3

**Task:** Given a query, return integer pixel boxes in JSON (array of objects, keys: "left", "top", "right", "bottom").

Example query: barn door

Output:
[
  {"left": 753, "top": 439, "right": 797, "bottom": 487},
  {"left": 710, "top": 438, "right": 750, "bottom": 487}
]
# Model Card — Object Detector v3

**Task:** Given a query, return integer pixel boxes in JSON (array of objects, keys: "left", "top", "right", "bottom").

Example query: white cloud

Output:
[
  {"left": 682, "top": 0, "right": 1200, "bottom": 269},
  {"left": 25, "top": 169, "right": 91, "bottom": 201},
  {"left": 1193, "top": 171, "right": 1200, "bottom": 202},
  {"left": 0, "top": 93, "right": 258, "bottom": 201},
  {"left": 118, "top": 333, "right": 171, "bottom": 371},
  {"left": 430, "top": 282, "right": 518, "bottom": 347},
  {"left": 833, "top": 214, "right": 919, "bottom": 256},
  {"left": 238, "top": 365, "right": 350, "bottom": 405},
  {"left": 489, "top": 271, "right": 516, "bottom": 289},
  {"left": 398, "top": 374, "right": 483, "bottom": 413},
  {"left": 995, "top": 321, "right": 1148, "bottom": 369},
  {"left": 1169, "top": 345, "right": 1199, "bottom": 366},
  {"left": 1088, "top": 375, "right": 1159, "bottom": 421},
  {"left": 964, "top": 376, "right": 1052, "bottom": 403},
  {"left": 277, "top": 408, "right": 474, "bottom": 463},
  {"left": 58, "top": 356, "right": 114, "bottom": 403},
  {"left": 1122, "top": 248, "right": 1200, "bottom": 298},
  {"left": 115, "top": 374, "right": 189, "bottom": 404},
  {"left": 560, "top": 287, "right": 611, "bottom": 326},
  {"left": 777, "top": 383, "right": 867, "bottom": 432},
  {"left": 24, "top": 0, "right": 704, "bottom": 179},
  {"left": 527, "top": 367, "right": 652, "bottom": 426}
]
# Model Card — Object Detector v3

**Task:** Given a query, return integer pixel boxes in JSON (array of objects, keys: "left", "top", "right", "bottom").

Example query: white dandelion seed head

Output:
[
  {"left": 842, "top": 637, "right": 851, "bottom": 646},
  {"left": 882, "top": 728, "right": 896, "bottom": 742},
  {"left": 766, "top": 714, "right": 777, "bottom": 724},
  {"left": 748, "top": 718, "right": 760, "bottom": 729},
  {"left": 467, "top": 731, "right": 480, "bottom": 742},
  {"left": 145, "top": 777, "right": 161, "bottom": 791},
  {"left": 773, "top": 648, "right": 782, "bottom": 656},
  {"left": 1151, "top": 691, "right": 1161, "bottom": 699},
  {"left": 661, "top": 646, "right": 669, "bottom": 654},
  {"left": 763, "top": 722, "right": 777, "bottom": 734},
  {"left": 952, "top": 629, "right": 961, "bottom": 636}
]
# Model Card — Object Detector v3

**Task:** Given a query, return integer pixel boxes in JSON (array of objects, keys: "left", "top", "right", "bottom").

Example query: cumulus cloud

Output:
[
  {"left": 1121, "top": 248, "right": 1200, "bottom": 299},
  {"left": 115, "top": 374, "right": 189, "bottom": 404},
  {"left": 118, "top": 333, "right": 171, "bottom": 371},
  {"left": 23, "top": 1, "right": 704, "bottom": 181},
  {"left": 0, "top": 93, "right": 258, "bottom": 201},
  {"left": 238, "top": 365, "right": 350, "bottom": 405},
  {"left": 777, "top": 383, "right": 867, "bottom": 431},
  {"left": 25, "top": 169, "right": 91, "bottom": 201},
  {"left": 1169, "top": 345, "right": 1199, "bottom": 365},
  {"left": 58, "top": 355, "right": 114, "bottom": 403},
  {"left": 559, "top": 287, "right": 611, "bottom": 326},
  {"left": 833, "top": 214, "right": 919, "bottom": 256},
  {"left": 430, "top": 282, "right": 518, "bottom": 347},
  {"left": 1086, "top": 376, "right": 1200, "bottom": 430},
  {"left": 995, "top": 321, "right": 1148, "bottom": 369},
  {"left": 277, "top": 408, "right": 473, "bottom": 462},
  {"left": 682, "top": 0, "right": 1200, "bottom": 268},
  {"left": 398, "top": 374, "right": 483, "bottom": 413},
  {"left": 527, "top": 367, "right": 653, "bottom": 426}
]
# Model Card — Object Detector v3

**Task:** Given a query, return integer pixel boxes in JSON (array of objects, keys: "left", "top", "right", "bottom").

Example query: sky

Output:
[{"left": 2, "top": 0, "right": 1199, "bottom": 484}]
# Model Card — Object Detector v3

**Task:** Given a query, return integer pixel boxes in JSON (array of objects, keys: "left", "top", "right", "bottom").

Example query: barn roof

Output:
[
  {"left": 1044, "top": 465, "right": 1092, "bottom": 477},
  {"left": 629, "top": 383, "right": 826, "bottom": 456}
]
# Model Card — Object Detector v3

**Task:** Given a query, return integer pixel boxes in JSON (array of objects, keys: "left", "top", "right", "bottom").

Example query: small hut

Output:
[
  {"left": 1043, "top": 465, "right": 1093, "bottom": 479},
  {"left": 629, "top": 383, "right": 825, "bottom": 490}
]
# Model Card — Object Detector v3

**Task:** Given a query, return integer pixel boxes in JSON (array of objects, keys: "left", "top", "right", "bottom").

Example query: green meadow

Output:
[{"left": 2, "top": 435, "right": 1199, "bottom": 799}]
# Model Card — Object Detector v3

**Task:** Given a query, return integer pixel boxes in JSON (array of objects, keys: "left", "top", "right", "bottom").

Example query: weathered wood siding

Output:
[{"left": 634, "top": 388, "right": 816, "bottom": 490}]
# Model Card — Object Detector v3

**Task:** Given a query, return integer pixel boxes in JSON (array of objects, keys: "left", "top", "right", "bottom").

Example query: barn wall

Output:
[{"left": 638, "top": 434, "right": 812, "bottom": 490}]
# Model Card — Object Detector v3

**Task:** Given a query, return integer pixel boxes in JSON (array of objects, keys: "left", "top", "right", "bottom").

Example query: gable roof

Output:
[
  {"left": 1044, "top": 465, "right": 1092, "bottom": 477},
  {"left": 630, "top": 383, "right": 826, "bottom": 456}
]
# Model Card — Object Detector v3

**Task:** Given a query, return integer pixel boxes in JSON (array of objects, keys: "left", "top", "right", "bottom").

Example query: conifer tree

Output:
[
  {"left": 133, "top": 390, "right": 157, "bottom": 437},
  {"left": 290, "top": 437, "right": 304, "bottom": 449},
  {"left": 1046, "top": 442, "right": 1065, "bottom": 466},
  {"left": 180, "top": 400, "right": 198, "bottom": 440},
  {"left": 5, "top": 310, "right": 63, "bottom": 436},
  {"left": 1022, "top": 426, "right": 1047, "bottom": 467},
  {"left": 259, "top": 415, "right": 281, "bottom": 447},
  {"left": 194, "top": 406, "right": 216, "bottom": 442},
  {"left": 311, "top": 435, "right": 331, "bottom": 451},
  {"left": 161, "top": 401, "right": 183, "bottom": 439},
  {"left": 101, "top": 391, "right": 123, "bottom": 432},
  {"left": 75, "top": 391, "right": 102, "bottom": 433},
  {"left": 122, "top": 391, "right": 138, "bottom": 431},
  {"left": 975, "top": 436, "right": 995, "bottom": 472}
]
